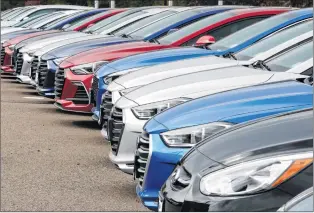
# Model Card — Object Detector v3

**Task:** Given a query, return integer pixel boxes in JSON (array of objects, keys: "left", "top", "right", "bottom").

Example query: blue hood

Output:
[
  {"left": 42, "top": 36, "right": 135, "bottom": 60},
  {"left": 146, "top": 81, "right": 313, "bottom": 133},
  {"left": 98, "top": 47, "right": 211, "bottom": 77}
]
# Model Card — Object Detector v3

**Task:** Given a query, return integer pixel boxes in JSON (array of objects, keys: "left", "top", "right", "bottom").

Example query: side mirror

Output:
[
  {"left": 86, "top": 23, "right": 95, "bottom": 28},
  {"left": 62, "top": 23, "right": 71, "bottom": 30},
  {"left": 166, "top": 28, "right": 178, "bottom": 35},
  {"left": 195, "top": 35, "right": 216, "bottom": 48}
]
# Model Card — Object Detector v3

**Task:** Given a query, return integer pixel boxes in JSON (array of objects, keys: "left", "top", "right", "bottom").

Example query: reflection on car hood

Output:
[
  {"left": 101, "top": 46, "right": 212, "bottom": 77},
  {"left": 151, "top": 80, "right": 313, "bottom": 130}
]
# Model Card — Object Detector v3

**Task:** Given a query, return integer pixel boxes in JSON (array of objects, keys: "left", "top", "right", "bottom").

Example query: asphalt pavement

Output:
[{"left": 0, "top": 74, "right": 147, "bottom": 211}]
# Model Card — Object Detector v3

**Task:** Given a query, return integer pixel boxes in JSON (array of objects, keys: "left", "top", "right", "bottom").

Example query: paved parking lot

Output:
[{"left": 0, "top": 74, "right": 146, "bottom": 211}]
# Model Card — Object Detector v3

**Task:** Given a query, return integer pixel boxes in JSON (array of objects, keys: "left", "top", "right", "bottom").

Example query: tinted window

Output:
[
  {"left": 182, "top": 16, "right": 266, "bottom": 46},
  {"left": 27, "top": 9, "right": 59, "bottom": 18},
  {"left": 94, "top": 11, "right": 146, "bottom": 34},
  {"left": 210, "top": 11, "right": 303, "bottom": 51},
  {"left": 158, "top": 11, "right": 237, "bottom": 45},
  {"left": 83, "top": 9, "right": 141, "bottom": 33},
  {"left": 128, "top": 8, "right": 213, "bottom": 39},
  {"left": 12, "top": 13, "right": 51, "bottom": 27},
  {"left": 235, "top": 20, "right": 313, "bottom": 60},
  {"left": 288, "top": 196, "right": 313, "bottom": 211},
  {"left": 265, "top": 41, "right": 313, "bottom": 72},
  {"left": 114, "top": 10, "right": 175, "bottom": 36}
]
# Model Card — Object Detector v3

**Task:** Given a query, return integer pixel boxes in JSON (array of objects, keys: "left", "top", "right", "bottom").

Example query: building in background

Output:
[{"left": 25, "top": 0, "right": 41, "bottom": 5}]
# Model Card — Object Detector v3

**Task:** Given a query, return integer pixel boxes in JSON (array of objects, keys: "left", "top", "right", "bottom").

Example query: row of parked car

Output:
[{"left": 1, "top": 5, "right": 313, "bottom": 212}]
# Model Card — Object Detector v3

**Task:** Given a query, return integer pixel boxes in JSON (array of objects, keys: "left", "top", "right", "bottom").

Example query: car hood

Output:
[
  {"left": 121, "top": 68, "right": 296, "bottom": 107},
  {"left": 1, "top": 27, "right": 25, "bottom": 34},
  {"left": 1, "top": 29, "right": 40, "bottom": 41},
  {"left": 20, "top": 31, "right": 84, "bottom": 53},
  {"left": 42, "top": 36, "right": 134, "bottom": 60},
  {"left": 195, "top": 109, "right": 313, "bottom": 167},
  {"left": 181, "top": 109, "right": 313, "bottom": 175},
  {"left": 59, "top": 41, "right": 168, "bottom": 68},
  {"left": 5, "top": 30, "right": 60, "bottom": 46},
  {"left": 148, "top": 80, "right": 313, "bottom": 131},
  {"left": 100, "top": 46, "right": 212, "bottom": 77},
  {"left": 110, "top": 56, "right": 241, "bottom": 92}
]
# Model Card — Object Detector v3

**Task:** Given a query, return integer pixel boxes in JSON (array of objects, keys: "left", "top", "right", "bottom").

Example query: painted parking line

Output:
[{"left": 23, "top": 96, "right": 45, "bottom": 100}]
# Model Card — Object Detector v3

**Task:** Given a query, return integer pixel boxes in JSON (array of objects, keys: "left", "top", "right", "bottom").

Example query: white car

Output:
[
  {"left": 1, "top": 5, "right": 92, "bottom": 27},
  {"left": 1, "top": 10, "right": 78, "bottom": 35},
  {"left": 103, "top": 39, "right": 313, "bottom": 174}
]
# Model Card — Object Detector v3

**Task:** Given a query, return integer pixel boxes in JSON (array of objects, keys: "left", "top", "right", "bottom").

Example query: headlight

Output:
[
  {"left": 23, "top": 53, "right": 33, "bottom": 62},
  {"left": 200, "top": 152, "right": 313, "bottom": 196},
  {"left": 103, "top": 67, "right": 143, "bottom": 85},
  {"left": 161, "top": 122, "right": 233, "bottom": 147},
  {"left": 70, "top": 61, "right": 108, "bottom": 75},
  {"left": 8, "top": 44, "right": 15, "bottom": 51},
  {"left": 54, "top": 57, "right": 67, "bottom": 65},
  {"left": 131, "top": 98, "right": 191, "bottom": 120}
]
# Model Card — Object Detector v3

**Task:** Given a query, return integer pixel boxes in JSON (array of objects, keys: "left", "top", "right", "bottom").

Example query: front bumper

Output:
[
  {"left": 16, "top": 74, "right": 32, "bottom": 84},
  {"left": 55, "top": 71, "right": 93, "bottom": 113},
  {"left": 160, "top": 175, "right": 294, "bottom": 212},
  {"left": 36, "top": 60, "right": 57, "bottom": 97},
  {"left": 136, "top": 133, "right": 189, "bottom": 211},
  {"left": 1, "top": 47, "right": 13, "bottom": 73},
  {"left": 108, "top": 108, "right": 146, "bottom": 174}
]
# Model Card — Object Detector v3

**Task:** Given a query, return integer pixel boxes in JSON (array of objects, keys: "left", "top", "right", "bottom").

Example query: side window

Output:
[
  {"left": 27, "top": 9, "right": 59, "bottom": 18},
  {"left": 301, "top": 67, "right": 313, "bottom": 76},
  {"left": 182, "top": 16, "right": 269, "bottom": 47}
]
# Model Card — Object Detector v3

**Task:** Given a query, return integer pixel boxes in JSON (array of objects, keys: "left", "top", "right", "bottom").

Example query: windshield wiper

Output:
[
  {"left": 253, "top": 60, "right": 271, "bottom": 71},
  {"left": 120, "top": 34, "right": 132, "bottom": 39},
  {"left": 151, "top": 38, "right": 160, "bottom": 44},
  {"left": 223, "top": 52, "right": 237, "bottom": 60}
]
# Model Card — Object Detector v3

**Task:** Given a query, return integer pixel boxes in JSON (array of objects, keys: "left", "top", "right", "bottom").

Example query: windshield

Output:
[
  {"left": 94, "top": 11, "right": 146, "bottom": 34},
  {"left": 265, "top": 41, "right": 313, "bottom": 72},
  {"left": 6, "top": 8, "right": 34, "bottom": 21},
  {"left": 66, "top": 10, "right": 109, "bottom": 31},
  {"left": 83, "top": 9, "right": 141, "bottom": 33},
  {"left": 129, "top": 7, "right": 211, "bottom": 40},
  {"left": 114, "top": 10, "right": 175, "bottom": 36},
  {"left": 158, "top": 11, "right": 236, "bottom": 45},
  {"left": 235, "top": 20, "right": 313, "bottom": 60},
  {"left": 210, "top": 11, "right": 305, "bottom": 51},
  {"left": 44, "top": 11, "right": 91, "bottom": 30},
  {"left": 12, "top": 13, "right": 51, "bottom": 27}
]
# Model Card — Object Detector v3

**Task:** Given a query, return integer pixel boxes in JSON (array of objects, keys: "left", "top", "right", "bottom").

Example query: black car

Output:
[
  {"left": 278, "top": 187, "right": 313, "bottom": 211},
  {"left": 159, "top": 108, "right": 313, "bottom": 212}
]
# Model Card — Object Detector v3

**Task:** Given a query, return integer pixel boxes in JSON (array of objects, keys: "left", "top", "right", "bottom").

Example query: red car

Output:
[
  {"left": 0, "top": 9, "right": 126, "bottom": 74},
  {"left": 54, "top": 7, "right": 289, "bottom": 113}
]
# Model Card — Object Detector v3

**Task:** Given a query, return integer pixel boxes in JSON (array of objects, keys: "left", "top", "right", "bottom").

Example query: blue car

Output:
[
  {"left": 36, "top": 6, "right": 238, "bottom": 97},
  {"left": 133, "top": 80, "right": 313, "bottom": 211},
  {"left": 93, "top": 8, "right": 313, "bottom": 121}
]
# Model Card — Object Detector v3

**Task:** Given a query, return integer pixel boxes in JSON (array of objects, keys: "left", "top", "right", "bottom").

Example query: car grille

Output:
[
  {"left": 73, "top": 84, "right": 89, "bottom": 104},
  {"left": 91, "top": 75, "right": 99, "bottom": 106},
  {"left": 100, "top": 91, "right": 113, "bottom": 128},
  {"left": 134, "top": 131, "right": 150, "bottom": 186},
  {"left": 31, "top": 56, "right": 39, "bottom": 80},
  {"left": 54, "top": 68, "right": 65, "bottom": 99},
  {"left": 1, "top": 46, "right": 5, "bottom": 66},
  {"left": 12, "top": 49, "right": 18, "bottom": 66},
  {"left": 108, "top": 107, "right": 124, "bottom": 155},
  {"left": 15, "top": 52, "right": 24, "bottom": 75},
  {"left": 37, "top": 60, "right": 48, "bottom": 87}
]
